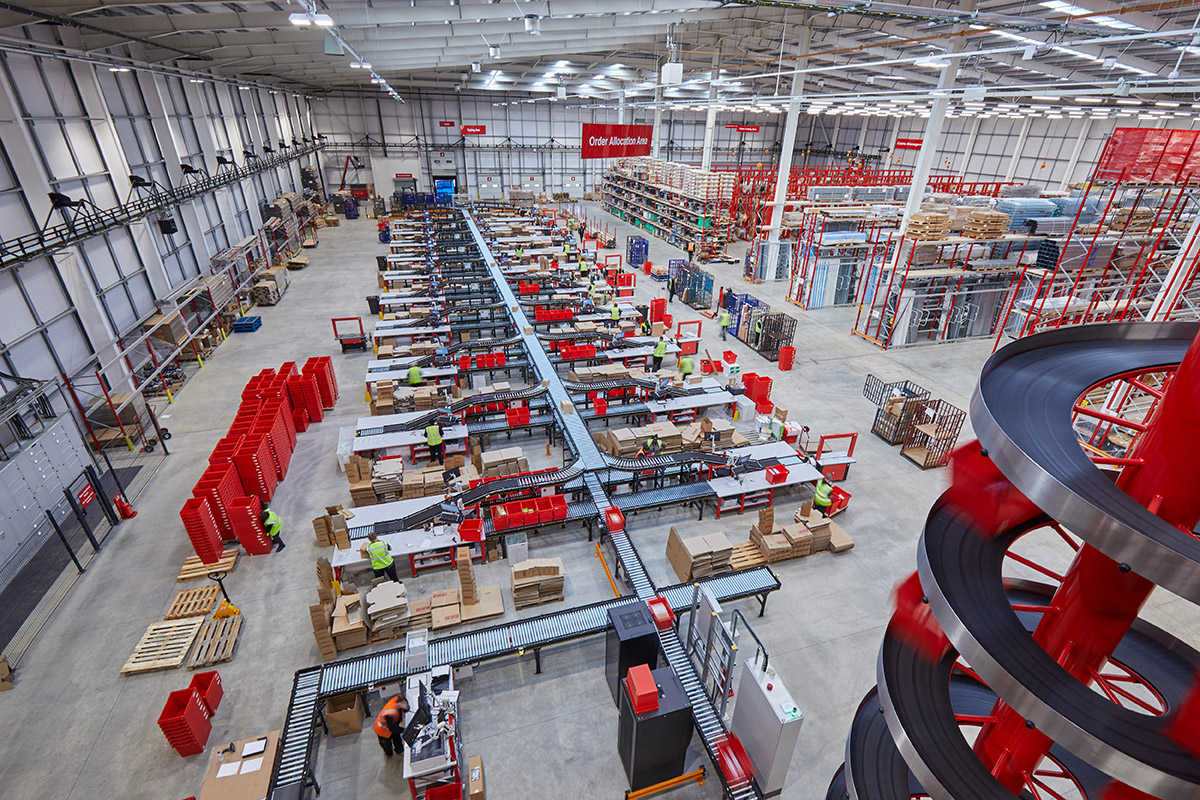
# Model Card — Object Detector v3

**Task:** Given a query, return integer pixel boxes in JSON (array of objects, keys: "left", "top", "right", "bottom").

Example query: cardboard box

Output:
[
  {"left": 431, "top": 588, "right": 459, "bottom": 607},
  {"left": 324, "top": 692, "right": 365, "bottom": 737},
  {"left": 431, "top": 603, "right": 461, "bottom": 629},
  {"left": 468, "top": 755, "right": 486, "bottom": 800}
]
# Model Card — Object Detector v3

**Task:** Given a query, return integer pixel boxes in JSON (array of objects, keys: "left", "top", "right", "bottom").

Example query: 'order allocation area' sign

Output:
[{"left": 581, "top": 123, "right": 654, "bottom": 159}]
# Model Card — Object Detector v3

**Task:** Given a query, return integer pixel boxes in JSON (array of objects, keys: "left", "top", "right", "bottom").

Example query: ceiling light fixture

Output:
[
  {"left": 914, "top": 55, "right": 950, "bottom": 69},
  {"left": 524, "top": 14, "right": 541, "bottom": 35}
]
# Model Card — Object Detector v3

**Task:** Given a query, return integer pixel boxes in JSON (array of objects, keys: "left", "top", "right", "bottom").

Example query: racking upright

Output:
[
  {"left": 600, "top": 157, "right": 735, "bottom": 261},
  {"left": 786, "top": 207, "right": 900, "bottom": 309}
]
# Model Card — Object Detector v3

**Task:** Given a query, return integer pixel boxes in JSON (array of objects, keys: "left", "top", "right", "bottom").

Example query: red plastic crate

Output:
[
  {"left": 251, "top": 420, "right": 290, "bottom": 480},
  {"left": 755, "top": 400, "right": 774, "bottom": 416},
  {"left": 491, "top": 504, "right": 511, "bottom": 531},
  {"left": 457, "top": 519, "right": 483, "bottom": 542},
  {"left": 303, "top": 357, "right": 338, "bottom": 409},
  {"left": 552, "top": 494, "right": 569, "bottom": 520},
  {"left": 277, "top": 361, "right": 298, "bottom": 380},
  {"left": 605, "top": 506, "right": 625, "bottom": 533},
  {"left": 227, "top": 495, "right": 272, "bottom": 555},
  {"left": 287, "top": 373, "right": 324, "bottom": 423},
  {"left": 180, "top": 497, "right": 223, "bottom": 564},
  {"left": 188, "top": 671, "right": 223, "bottom": 715},
  {"left": 193, "top": 463, "right": 245, "bottom": 539},
  {"left": 536, "top": 497, "right": 555, "bottom": 523},
  {"left": 722, "top": 350, "right": 738, "bottom": 364},
  {"left": 268, "top": 398, "right": 298, "bottom": 449},
  {"left": 650, "top": 297, "right": 666, "bottom": 323},
  {"left": 233, "top": 434, "right": 277, "bottom": 502},
  {"left": 292, "top": 408, "right": 310, "bottom": 432},
  {"left": 625, "top": 664, "right": 659, "bottom": 714},
  {"left": 495, "top": 352, "right": 507, "bottom": 367},
  {"left": 458, "top": 355, "right": 471, "bottom": 370},
  {"left": 159, "top": 688, "right": 212, "bottom": 757},
  {"left": 765, "top": 464, "right": 789, "bottom": 485}
]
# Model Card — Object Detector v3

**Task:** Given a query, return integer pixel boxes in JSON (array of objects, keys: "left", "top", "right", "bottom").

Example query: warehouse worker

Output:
[
  {"left": 651, "top": 336, "right": 668, "bottom": 372},
  {"left": 813, "top": 477, "right": 834, "bottom": 517},
  {"left": 260, "top": 503, "right": 284, "bottom": 551},
  {"left": 668, "top": 275, "right": 678, "bottom": 304},
  {"left": 609, "top": 303, "right": 621, "bottom": 328},
  {"left": 425, "top": 422, "right": 444, "bottom": 464},
  {"left": 753, "top": 316, "right": 764, "bottom": 343},
  {"left": 360, "top": 531, "right": 400, "bottom": 583},
  {"left": 679, "top": 356, "right": 694, "bottom": 377},
  {"left": 374, "top": 693, "right": 410, "bottom": 758},
  {"left": 578, "top": 258, "right": 589, "bottom": 280},
  {"left": 718, "top": 308, "right": 731, "bottom": 341},
  {"left": 407, "top": 364, "right": 423, "bottom": 386},
  {"left": 515, "top": 245, "right": 524, "bottom": 258}
]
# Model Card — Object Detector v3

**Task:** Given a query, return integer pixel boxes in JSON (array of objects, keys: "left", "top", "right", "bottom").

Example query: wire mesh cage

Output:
[
  {"left": 901, "top": 398, "right": 966, "bottom": 468},
  {"left": 677, "top": 264, "right": 714, "bottom": 309},
  {"left": 755, "top": 313, "right": 797, "bottom": 361},
  {"left": 863, "top": 375, "right": 932, "bottom": 445}
]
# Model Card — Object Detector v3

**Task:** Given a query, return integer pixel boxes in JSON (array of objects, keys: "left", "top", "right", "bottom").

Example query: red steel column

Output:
[{"left": 973, "top": 329, "right": 1200, "bottom": 792}]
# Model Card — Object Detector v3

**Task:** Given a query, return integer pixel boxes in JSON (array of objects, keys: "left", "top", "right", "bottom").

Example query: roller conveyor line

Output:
[
  {"left": 269, "top": 667, "right": 322, "bottom": 800},
  {"left": 611, "top": 482, "right": 716, "bottom": 513},
  {"left": 838, "top": 321, "right": 1200, "bottom": 800},
  {"left": 468, "top": 413, "right": 556, "bottom": 437},
  {"left": 603, "top": 450, "right": 745, "bottom": 472}
]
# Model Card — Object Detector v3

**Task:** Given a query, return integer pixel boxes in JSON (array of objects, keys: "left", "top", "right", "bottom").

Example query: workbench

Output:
[
  {"left": 372, "top": 326, "right": 452, "bottom": 347},
  {"left": 353, "top": 414, "right": 468, "bottom": 459},
  {"left": 645, "top": 389, "right": 735, "bottom": 422},
  {"left": 705, "top": 441, "right": 822, "bottom": 518},
  {"left": 329, "top": 522, "right": 484, "bottom": 576},
  {"left": 365, "top": 362, "right": 458, "bottom": 389}
]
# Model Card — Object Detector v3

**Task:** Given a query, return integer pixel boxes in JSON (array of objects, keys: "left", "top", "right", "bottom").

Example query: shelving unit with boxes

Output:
[{"left": 600, "top": 158, "right": 735, "bottom": 261}]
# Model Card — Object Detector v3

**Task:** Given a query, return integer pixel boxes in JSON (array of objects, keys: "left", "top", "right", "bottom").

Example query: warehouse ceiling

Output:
[{"left": 2, "top": 0, "right": 1200, "bottom": 113}]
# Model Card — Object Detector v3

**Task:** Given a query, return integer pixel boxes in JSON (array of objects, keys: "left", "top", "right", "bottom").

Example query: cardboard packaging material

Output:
[
  {"left": 468, "top": 755, "right": 486, "bottom": 800},
  {"left": 324, "top": 693, "right": 365, "bottom": 737}
]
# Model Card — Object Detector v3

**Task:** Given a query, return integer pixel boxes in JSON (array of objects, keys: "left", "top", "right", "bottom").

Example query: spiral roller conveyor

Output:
[{"left": 832, "top": 321, "right": 1200, "bottom": 800}]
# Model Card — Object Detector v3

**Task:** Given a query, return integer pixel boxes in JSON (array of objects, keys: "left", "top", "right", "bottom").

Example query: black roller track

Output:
[{"left": 973, "top": 321, "right": 1200, "bottom": 601}]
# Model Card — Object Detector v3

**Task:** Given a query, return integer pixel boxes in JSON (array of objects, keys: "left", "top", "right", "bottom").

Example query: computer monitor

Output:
[{"left": 401, "top": 681, "right": 433, "bottom": 746}]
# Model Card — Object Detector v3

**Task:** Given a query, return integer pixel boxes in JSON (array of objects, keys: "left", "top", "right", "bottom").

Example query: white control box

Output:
[{"left": 730, "top": 662, "right": 803, "bottom": 797}]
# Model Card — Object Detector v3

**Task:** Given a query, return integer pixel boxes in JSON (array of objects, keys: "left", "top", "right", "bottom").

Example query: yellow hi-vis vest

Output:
[
  {"left": 407, "top": 365, "right": 423, "bottom": 385},
  {"left": 365, "top": 540, "right": 393, "bottom": 570},
  {"left": 425, "top": 425, "right": 443, "bottom": 447},
  {"left": 653, "top": 340, "right": 668, "bottom": 358}
]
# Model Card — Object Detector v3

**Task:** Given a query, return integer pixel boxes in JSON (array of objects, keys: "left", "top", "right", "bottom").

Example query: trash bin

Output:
[{"left": 366, "top": 295, "right": 380, "bottom": 314}]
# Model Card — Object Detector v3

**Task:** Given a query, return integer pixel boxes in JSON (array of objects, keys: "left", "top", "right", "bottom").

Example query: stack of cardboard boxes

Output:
[
  {"left": 363, "top": 581, "right": 410, "bottom": 640},
  {"left": 432, "top": 588, "right": 462, "bottom": 629},
  {"left": 665, "top": 527, "right": 733, "bottom": 582},
  {"left": 346, "top": 456, "right": 377, "bottom": 506},
  {"left": 474, "top": 447, "right": 529, "bottom": 478},
  {"left": 456, "top": 546, "right": 477, "bottom": 606},
  {"left": 251, "top": 268, "right": 290, "bottom": 305},
  {"left": 309, "top": 603, "right": 338, "bottom": 661},
  {"left": 371, "top": 460, "right": 404, "bottom": 503},
  {"left": 375, "top": 381, "right": 396, "bottom": 415},
  {"left": 511, "top": 558, "right": 565, "bottom": 609},
  {"left": 330, "top": 595, "right": 369, "bottom": 650},
  {"left": 312, "top": 506, "right": 353, "bottom": 548}
]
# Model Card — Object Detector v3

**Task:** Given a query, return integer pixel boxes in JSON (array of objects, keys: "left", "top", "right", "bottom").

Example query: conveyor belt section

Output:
[
  {"left": 480, "top": 500, "right": 597, "bottom": 536},
  {"left": 537, "top": 330, "right": 623, "bottom": 343},
  {"left": 468, "top": 413, "right": 555, "bottom": 437},
  {"left": 603, "top": 451, "right": 732, "bottom": 472},
  {"left": 577, "top": 403, "right": 650, "bottom": 421},
  {"left": 449, "top": 385, "right": 547, "bottom": 412},
  {"left": 657, "top": 567, "right": 781, "bottom": 610},
  {"left": 611, "top": 482, "right": 715, "bottom": 512},
  {"left": 268, "top": 667, "right": 322, "bottom": 800},
  {"left": 458, "top": 463, "right": 585, "bottom": 506},
  {"left": 659, "top": 628, "right": 762, "bottom": 800},
  {"left": 563, "top": 377, "right": 709, "bottom": 397},
  {"left": 446, "top": 334, "right": 522, "bottom": 353}
]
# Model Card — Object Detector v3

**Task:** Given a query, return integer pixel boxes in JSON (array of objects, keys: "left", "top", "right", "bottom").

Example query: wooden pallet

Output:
[
  {"left": 729, "top": 541, "right": 767, "bottom": 571},
  {"left": 177, "top": 548, "right": 239, "bottom": 582},
  {"left": 121, "top": 618, "right": 204, "bottom": 675},
  {"left": 188, "top": 615, "right": 244, "bottom": 669},
  {"left": 164, "top": 586, "right": 220, "bottom": 620}
]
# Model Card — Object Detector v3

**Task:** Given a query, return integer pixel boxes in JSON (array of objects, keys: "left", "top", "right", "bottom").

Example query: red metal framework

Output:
[
  {"left": 784, "top": 209, "right": 900, "bottom": 310},
  {"left": 996, "top": 127, "right": 1200, "bottom": 348}
]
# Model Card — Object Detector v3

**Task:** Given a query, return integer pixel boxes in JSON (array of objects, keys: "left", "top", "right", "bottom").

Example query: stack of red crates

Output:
[
  {"left": 180, "top": 497, "right": 223, "bottom": 564},
  {"left": 649, "top": 297, "right": 666, "bottom": 323},
  {"left": 192, "top": 463, "right": 245, "bottom": 540},
  {"left": 158, "top": 687, "right": 212, "bottom": 757},
  {"left": 227, "top": 495, "right": 272, "bottom": 555},
  {"left": 178, "top": 357, "right": 337, "bottom": 563},
  {"left": 505, "top": 406, "right": 531, "bottom": 426},
  {"left": 303, "top": 356, "right": 338, "bottom": 409}
]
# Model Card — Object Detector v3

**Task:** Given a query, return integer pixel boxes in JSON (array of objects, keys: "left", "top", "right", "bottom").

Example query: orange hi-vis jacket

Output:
[{"left": 374, "top": 696, "right": 406, "bottom": 737}]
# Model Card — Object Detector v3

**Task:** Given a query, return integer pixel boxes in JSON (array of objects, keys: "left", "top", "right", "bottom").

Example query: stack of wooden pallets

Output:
[{"left": 961, "top": 209, "right": 1011, "bottom": 239}]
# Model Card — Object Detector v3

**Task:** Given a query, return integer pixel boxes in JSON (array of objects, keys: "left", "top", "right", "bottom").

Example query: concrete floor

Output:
[{"left": 3, "top": 202, "right": 1194, "bottom": 800}]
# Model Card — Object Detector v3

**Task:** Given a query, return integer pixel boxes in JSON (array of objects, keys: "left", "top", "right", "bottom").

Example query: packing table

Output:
[
  {"left": 353, "top": 413, "right": 469, "bottom": 459},
  {"left": 705, "top": 441, "right": 822, "bottom": 518}
]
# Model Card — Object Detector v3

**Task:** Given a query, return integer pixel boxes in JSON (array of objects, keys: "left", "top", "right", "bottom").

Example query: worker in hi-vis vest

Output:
[
  {"left": 425, "top": 423, "right": 444, "bottom": 464},
  {"left": 407, "top": 364, "right": 423, "bottom": 386},
  {"left": 813, "top": 477, "right": 834, "bottom": 517},
  {"left": 679, "top": 356, "right": 694, "bottom": 377},
  {"left": 359, "top": 531, "right": 399, "bottom": 583},
  {"left": 719, "top": 308, "right": 731, "bottom": 341},
  {"left": 260, "top": 503, "right": 284, "bottom": 551},
  {"left": 609, "top": 303, "right": 621, "bottom": 328},
  {"left": 373, "top": 693, "right": 410, "bottom": 758},
  {"left": 652, "top": 336, "right": 668, "bottom": 372}
]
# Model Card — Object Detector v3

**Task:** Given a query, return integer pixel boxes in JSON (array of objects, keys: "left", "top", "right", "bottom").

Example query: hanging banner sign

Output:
[
  {"left": 394, "top": 173, "right": 413, "bottom": 179},
  {"left": 725, "top": 124, "right": 761, "bottom": 132},
  {"left": 461, "top": 125, "right": 486, "bottom": 135},
  {"left": 895, "top": 138, "right": 924, "bottom": 150},
  {"left": 581, "top": 123, "right": 654, "bottom": 159},
  {"left": 439, "top": 121, "right": 456, "bottom": 127}
]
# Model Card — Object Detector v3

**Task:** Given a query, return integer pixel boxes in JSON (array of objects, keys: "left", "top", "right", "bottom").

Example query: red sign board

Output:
[
  {"left": 438, "top": 121, "right": 455, "bottom": 127},
  {"left": 725, "top": 124, "right": 760, "bottom": 132},
  {"left": 76, "top": 483, "right": 95, "bottom": 508},
  {"left": 394, "top": 173, "right": 413, "bottom": 179},
  {"left": 895, "top": 138, "right": 924, "bottom": 150},
  {"left": 461, "top": 125, "right": 486, "bottom": 135},
  {"left": 581, "top": 123, "right": 654, "bottom": 159}
]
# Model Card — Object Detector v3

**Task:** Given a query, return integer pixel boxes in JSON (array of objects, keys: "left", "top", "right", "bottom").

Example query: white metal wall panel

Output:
[
  {"left": 19, "top": 260, "right": 70, "bottom": 318},
  {"left": 47, "top": 316, "right": 91, "bottom": 373},
  {"left": 0, "top": 272, "right": 36, "bottom": 342}
]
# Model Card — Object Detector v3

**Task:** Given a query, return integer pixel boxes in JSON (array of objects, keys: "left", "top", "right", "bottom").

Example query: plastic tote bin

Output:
[
  {"left": 506, "top": 531, "right": 529, "bottom": 563},
  {"left": 189, "top": 671, "right": 223, "bottom": 715},
  {"left": 158, "top": 688, "right": 212, "bottom": 757},
  {"left": 779, "top": 346, "right": 796, "bottom": 371},
  {"left": 491, "top": 504, "right": 511, "bottom": 532},
  {"left": 765, "top": 464, "right": 789, "bottom": 485}
]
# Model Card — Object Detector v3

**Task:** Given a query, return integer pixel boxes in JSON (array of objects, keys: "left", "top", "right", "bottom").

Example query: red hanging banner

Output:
[
  {"left": 894, "top": 138, "right": 924, "bottom": 150},
  {"left": 438, "top": 121, "right": 456, "bottom": 127},
  {"left": 725, "top": 124, "right": 760, "bottom": 132},
  {"left": 581, "top": 123, "right": 654, "bottom": 159},
  {"left": 461, "top": 125, "right": 486, "bottom": 135}
]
